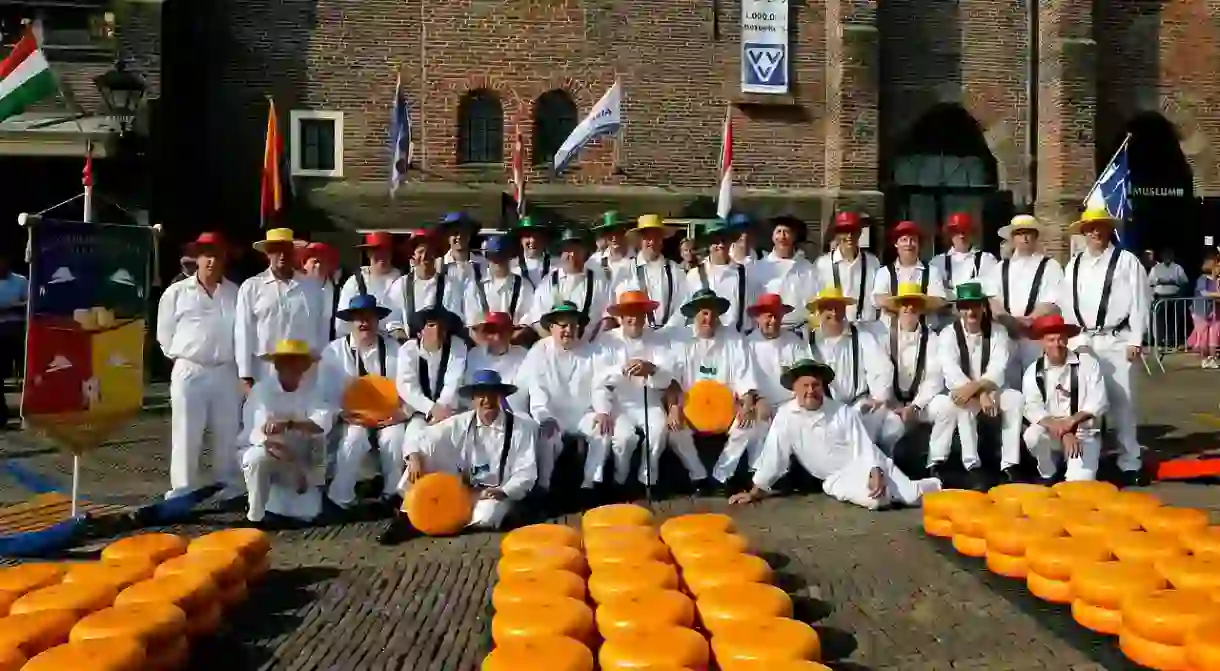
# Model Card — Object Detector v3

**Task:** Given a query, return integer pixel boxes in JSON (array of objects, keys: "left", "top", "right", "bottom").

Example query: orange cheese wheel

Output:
[
  {"left": 1072, "top": 600, "right": 1123, "bottom": 635},
  {"left": 1026, "top": 537, "right": 1112, "bottom": 581},
  {"left": 719, "top": 662, "right": 832, "bottom": 671},
  {"left": 1120, "top": 628, "right": 1188, "bottom": 671},
  {"left": 1098, "top": 491, "right": 1163, "bottom": 519},
  {"left": 21, "top": 638, "right": 146, "bottom": 671},
  {"left": 146, "top": 636, "right": 189, "bottom": 671},
  {"left": 492, "top": 570, "right": 586, "bottom": 611},
  {"left": 596, "top": 589, "right": 695, "bottom": 636},
  {"left": 984, "top": 517, "right": 1064, "bottom": 556},
  {"left": 186, "top": 601, "right": 223, "bottom": 638},
  {"left": 219, "top": 580, "right": 248, "bottom": 609},
  {"left": 1158, "top": 556, "right": 1220, "bottom": 594},
  {"left": 1052, "top": 480, "right": 1119, "bottom": 504},
  {"left": 659, "top": 513, "right": 735, "bottom": 545},
  {"left": 711, "top": 617, "right": 821, "bottom": 664},
  {"left": 668, "top": 533, "right": 749, "bottom": 568},
  {"left": 1185, "top": 618, "right": 1220, "bottom": 671},
  {"left": 951, "top": 535, "right": 987, "bottom": 558},
  {"left": 0, "top": 610, "right": 77, "bottom": 657},
  {"left": 11, "top": 581, "right": 116, "bottom": 617},
  {"left": 988, "top": 483, "right": 1053, "bottom": 514},
  {"left": 683, "top": 379, "right": 736, "bottom": 435},
  {"left": 500, "top": 524, "right": 582, "bottom": 554},
  {"left": 1182, "top": 527, "right": 1220, "bottom": 561},
  {"left": 588, "top": 561, "right": 678, "bottom": 604},
  {"left": 115, "top": 574, "right": 218, "bottom": 615},
  {"left": 0, "top": 592, "right": 16, "bottom": 618},
  {"left": 1063, "top": 510, "right": 1141, "bottom": 543},
  {"left": 921, "top": 490, "right": 988, "bottom": 520},
  {"left": 0, "top": 646, "right": 23, "bottom": 671},
  {"left": 69, "top": 603, "right": 186, "bottom": 648},
  {"left": 63, "top": 560, "right": 155, "bottom": 592},
  {"left": 587, "top": 536, "right": 672, "bottom": 569},
  {"left": 923, "top": 514, "right": 954, "bottom": 538},
  {"left": 155, "top": 549, "right": 245, "bottom": 587},
  {"left": 985, "top": 551, "right": 1028, "bottom": 579},
  {"left": 598, "top": 625, "right": 709, "bottom": 670},
  {"left": 581, "top": 504, "right": 654, "bottom": 532},
  {"left": 948, "top": 504, "right": 1014, "bottom": 539},
  {"left": 101, "top": 533, "right": 188, "bottom": 565},
  {"left": 1141, "top": 507, "right": 1211, "bottom": 538},
  {"left": 404, "top": 472, "right": 474, "bottom": 536},
  {"left": 1122, "top": 590, "right": 1220, "bottom": 646},
  {"left": 187, "top": 529, "right": 272, "bottom": 566},
  {"left": 1108, "top": 530, "right": 1187, "bottom": 566},
  {"left": 1023, "top": 496, "right": 1098, "bottom": 522},
  {"left": 697, "top": 583, "right": 793, "bottom": 635},
  {"left": 681, "top": 553, "right": 772, "bottom": 598},
  {"left": 498, "top": 546, "right": 587, "bottom": 578},
  {"left": 584, "top": 525, "right": 660, "bottom": 546},
  {"left": 491, "top": 597, "right": 596, "bottom": 646},
  {"left": 1072, "top": 561, "right": 1166, "bottom": 610},
  {"left": 481, "top": 635, "right": 594, "bottom": 671},
  {"left": 0, "top": 564, "right": 66, "bottom": 597},
  {"left": 1026, "top": 571, "right": 1073, "bottom": 604},
  {"left": 341, "top": 374, "right": 401, "bottom": 424}
]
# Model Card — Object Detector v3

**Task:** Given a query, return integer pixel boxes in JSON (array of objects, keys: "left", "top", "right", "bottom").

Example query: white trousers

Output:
[
  {"left": 1023, "top": 424, "right": 1102, "bottom": 481},
  {"left": 1077, "top": 335, "right": 1143, "bottom": 472},
  {"left": 822, "top": 454, "right": 939, "bottom": 510},
  {"left": 242, "top": 440, "right": 324, "bottom": 522},
  {"left": 585, "top": 404, "right": 669, "bottom": 486},
  {"left": 939, "top": 388, "right": 1024, "bottom": 470},
  {"left": 664, "top": 427, "right": 714, "bottom": 483},
  {"left": 398, "top": 475, "right": 514, "bottom": 529},
  {"left": 537, "top": 411, "right": 608, "bottom": 490},
  {"left": 327, "top": 422, "right": 406, "bottom": 507},
  {"left": 167, "top": 360, "right": 243, "bottom": 499},
  {"left": 877, "top": 395, "right": 957, "bottom": 458},
  {"left": 709, "top": 417, "right": 768, "bottom": 484}
]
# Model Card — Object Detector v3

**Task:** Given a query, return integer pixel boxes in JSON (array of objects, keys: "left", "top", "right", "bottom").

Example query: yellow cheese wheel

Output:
[
  {"left": 491, "top": 597, "right": 596, "bottom": 646},
  {"left": 719, "top": 662, "right": 832, "bottom": 671},
  {"left": 0, "top": 610, "right": 77, "bottom": 657},
  {"left": 0, "top": 646, "right": 23, "bottom": 671},
  {"left": 491, "top": 570, "right": 586, "bottom": 611},
  {"left": 1141, "top": 507, "right": 1211, "bottom": 538},
  {"left": 1063, "top": 511, "right": 1142, "bottom": 543},
  {"left": 659, "top": 513, "right": 735, "bottom": 545},
  {"left": 1157, "top": 556, "right": 1220, "bottom": 595},
  {"left": 697, "top": 583, "right": 793, "bottom": 635},
  {"left": 1026, "top": 537, "right": 1112, "bottom": 581},
  {"left": 581, "top": 504, "right": 654, "bottom": 532},
  {"left": 587, "top": 536, "right": 672, "bottom": 569},
  {"left": 219, "top": 580, "right": 248, "bottom": 609},
  {"left": 1122, "top": 590, "right": 1220, "bottom": 646},
  {"left": 1185, "top": 618, "right": 1220, "bottom": 671},
  {"left": 1023, "top": 496, "right": 1098, "bottom": 522},
  {"left": 683, "top": 379, "right": 737, "bottom": 435},
  {"left": 949, "top": 504, "right": 1016, "bottom": 539},
  {"left": 500, "top": 524, "right": 583, "bottom": 554},
  {"left": 1072, "top": 599, "right": 1123, "bottom": 636},
  {"left": 596, "top": 589, "right": 695, "bottom": 636},
  {"left": 188, "top": 529, "right": 272, "bottom": 566},
  {"left": 1108, "top": 530, "right": 1187, "bottom": 566},
  {"left": 922, "top": 490, "right": 988, "bottom": 520},
  {"left": 101, "top": 533, "right": 188, "bottom": 565},
  {"left": 1071, "top": 561, "right": 1166, "bottom": 610},
  {"left": 1026, "top": 571, "right": 1073, "bottom": 604},
  {"left": 248, "top": 556, "right": 271, "bottom": 583},
  {"left": 21, "top": 638, "right": 146, "bottom": 671},
  {"left": 0, "top": 591, "right": 16, "bottom": 618},
  {"left": 583, "top": 525, "right": 660, "bottom": 547},
  {"left": 681, "top": 553, "right": 772, "bottom": 598},
  {"left": 341, "top": 374, "right": 401, "bottom": 423},
  {"left": 1119, "top": 628, "right": 1188, "bottom": 671},
  {"left": 481, "top": 635, "right": 594, "bottom": 671},
  {"left": 711, "top": 617, "right": 821, "bottom": 664},
  {"left": 588, "top": 561, "right": 679, "bottom": 604},
  {"left": 987, "top": 483, "right": 1052, "bottom": 515},
  {"left": 1097, "top": 491, "right": 1163, "bottom": 519},
  {"left": 11, "top": 581, "right": 116, "bottom": 617},
  {"left": 598, "top": 626, "right": 709, "bottom": 670},
  {"left": 984, "top": 517, "right": 1065, "bottom": 556},
  {"left": 985, "top": 551, "right": 1028, "bottom": 579},
  {"left": 498, "top": 546, "right": 587, "bottom": 578},
  {"left": 146, "top": 636, "right": 189, "bottom": 671},
  {"left": 0, "top": 564, "right": 66, "bottom": 597},
  {"left": 69, "top": 603, "right": 187, "bottom": 648},
  {"left": 1052, "top": 480, "right": 1119, "bottom": 505},
  {"left": 186, "top": 601, "right": 223, "bottom": 638},
  {"left": 115, "top": 574, "right": 219, "bottom": 615},
  {"left": 668, "top": 533, "right": 749, "bottom": 568},
  {"left": 404, "top": 472, "right": 474, "bottom": 536},
  {"left": 951, "top": 535, "right": 987, "bottom": 558},
  {"left": 922, "top": 514, "right": 954, "bottom": 538},
  {"left": 1182, "top": 527, "right": 1220, "bottom": 561},
  {"left": 155, "top": 549, "right": 245, "bottom": 587},
  {"left": 63, "top": 560, "right": 155, "bottom": 592}
]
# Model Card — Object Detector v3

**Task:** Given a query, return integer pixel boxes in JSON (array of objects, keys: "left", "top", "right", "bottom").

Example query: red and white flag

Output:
[
  {"left": 511, "top": 127, "right": 525, "bottom": 218},
  {"left": 716, "top": 106, "right": 733, "bottom": 219}
]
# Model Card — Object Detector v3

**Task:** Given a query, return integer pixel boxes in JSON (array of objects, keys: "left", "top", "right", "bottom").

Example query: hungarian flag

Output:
[
  {"left": 261, "top": 98, "right": 284, "bottom": 228},
  {"left": 510, "top": 127, "right": 525, "bottom": 218},
  {"left": 0, "top": 27, "right": 56, "bottom": 123},
  {"left": 716, "top": 105, "right": 733, "bottom": 219}
]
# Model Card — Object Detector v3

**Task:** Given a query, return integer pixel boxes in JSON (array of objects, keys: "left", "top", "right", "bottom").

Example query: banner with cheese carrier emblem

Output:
[{"left": 741, "top": 0, "right": 789, "bottom": 94}]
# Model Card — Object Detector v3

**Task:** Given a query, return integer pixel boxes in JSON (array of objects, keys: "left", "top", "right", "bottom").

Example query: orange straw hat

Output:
[{"left": 608, "top": 290, "right": 659, "bottom": 317}]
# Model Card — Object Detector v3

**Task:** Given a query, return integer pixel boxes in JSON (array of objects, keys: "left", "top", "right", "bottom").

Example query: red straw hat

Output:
[
  {"left": 607, "top": 290, "right": 659, "bottom": 317},
  {"left": 184, "top": 231, "right": 227, "bottom": 256},
  {"left": 746, "top": 293, "right": 794, "bottom": 317},
  {"left": 357, "top": 231, "right": 394, "bottom": 249},
  {"left": 890, "top": 220, "right": 924, "bottom": 241},
  {"left": 1029, "top": 314, "right": 1082, "bottom": 340},
  {"left": 301, "top": 241, "right": 337, "bottom": 262},
  {"left": 944, "top": 212, "right": 974, "bottom": 236},
  {"left": 474, "top": 311, "right": 514, "bottom": 332},
  {"left": 831, "top": 212, "right": 863, "bottom": 233}
]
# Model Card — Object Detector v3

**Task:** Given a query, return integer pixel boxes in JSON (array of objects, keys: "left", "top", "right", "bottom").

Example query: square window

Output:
[{"left": 290, "top": 110, "right": 344, "bottom": 178}]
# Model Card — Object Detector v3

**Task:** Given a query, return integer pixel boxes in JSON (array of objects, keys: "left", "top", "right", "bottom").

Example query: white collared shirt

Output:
[
  {"left": 522, "top": 336, "right": 601, "bottom": 426},
  {"left": 335, "top": 266, "right": 402, "bottom": 336},
  {"left": 420, "top": 409, "right": 538, "bottom": 500},
  {"left": 982, "top": 253, "right": 1064, "bottom": 317},
  {"left": 464, "top": 345, "right": 530, "bottom": 415},
  {"left": 591, "top": 328, "right": 675, "bottom": 413},
  {"left": 815, "top": 249, "right": 881, "bottom": 322},
  {"left": 1054, "top": 245, "right": 1150, "bottom": 347},
  {"left": 752, "top": 251, "right": 820, "bottom": 328},
  {"left": 937, "top": 321, "right": 1012, "bottom": 390},
  {"left": 318, "top": 333, "right": 401, "bottom": 407},
  {"left": 930, "top": 247, "right": 998, "bottom": 293},
  {"left": 609, "top": 254, "right": 685, "bottom": 329},
  {"left": 157, "top": 275, "right": 239, "bottom": 367},
  {"left": 234, "top": 270, "right": 327, "bottom": 379},
  {"left": 752, "top": 398, "right": 883, "bottom": 490},
  {"left": 395, "top": 336, "right": 469, "bottom": 417},
  {"left": 872, "top": 260, "right": 948, "bottom": 300},
  {"left": 681, "top": 261, "right": 761, "bottom": 332},
  {"left": 464, "top": 270, "right": 536, "bottom": 327},
  {"left": 1021, "top": 351, "right": 1108, "bottom": 437},
  {"left": 669, "top": 326, "right": 758, "bottom": 398},
  {"left": 882, "top": 321, "right": 945, "bottom": 408},
  {"left": 384, "top": 267, "right": 469, "bottom": 333},
  {"left": 809, "top": 325, "right": 893, "bottom": 403},
  {"left": 745, "top": 329, "right": 813, "bottom": 406},
  {"left": 530, "top": 267, "right": 611, "bottom": 342}
]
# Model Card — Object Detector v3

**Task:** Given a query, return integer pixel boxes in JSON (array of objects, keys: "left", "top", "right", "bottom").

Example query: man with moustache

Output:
[
  {"left": 610, "top": 215, "right": 683, "bottom": 332},
  {"left": 679, "top": 218, "right": 760, "bottom": 335},
  {"left": 752, "top": 215, "right": 820, "bottom": 333}
]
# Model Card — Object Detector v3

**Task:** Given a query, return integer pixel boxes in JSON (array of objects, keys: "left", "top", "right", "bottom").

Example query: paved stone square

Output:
[{"left": 0, "top": 356, "right": 1218, "bottom": 670}]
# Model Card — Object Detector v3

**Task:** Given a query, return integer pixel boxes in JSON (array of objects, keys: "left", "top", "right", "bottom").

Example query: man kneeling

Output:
[
  {"left": 378, "top": 370, "right": 538, "bottom": 544},
  {"left": 728, "top": 359, "right": 940, "bottom": 510}
]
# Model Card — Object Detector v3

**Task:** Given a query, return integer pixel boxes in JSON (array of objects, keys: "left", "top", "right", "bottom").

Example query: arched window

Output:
[
  {"left": 532, "top": 90, "right": 578, "bottom": 166},
  {"left": 457, "top": 89, "right": 503, "bottom": 164}
]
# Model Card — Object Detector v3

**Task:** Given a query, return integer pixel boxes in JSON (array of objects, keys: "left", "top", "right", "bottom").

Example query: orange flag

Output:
[{"left": 260, "top": 98, "right": 283, "bottom": 228}]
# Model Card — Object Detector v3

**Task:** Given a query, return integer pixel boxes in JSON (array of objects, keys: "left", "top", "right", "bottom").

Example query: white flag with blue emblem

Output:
[
  {"left": 553, "top": 80, "right": 621, "bottom": 174},
  {"left": 1077, "top": 133, "right": 1131, "bottom": 251},
  {"left": 389, "top": 72, "right": 414, "bottom": 197}
]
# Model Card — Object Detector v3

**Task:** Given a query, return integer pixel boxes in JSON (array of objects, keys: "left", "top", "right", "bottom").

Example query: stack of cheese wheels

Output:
[
  {"left": 482, "top": 635, "right": 594, "bottom": 671},
  {"left": 63, "top": 559, "right": 156, "bottom": 594},
  {"left": 1120, "top": 590, "right": 1220, "bottom": 670},
  {"left": 1185, "top": 617, "right": 1220, "bottom": 671},
  {"left": 69, "top": 602, "right": 189, "bottom": 671},
  {"left": 984, "top": 517, "right": 1066, "bottom": 579},
  {"left": 1182, "top": 527, "right": 1220, "bottom": 562},
  {"left": 0, "top": 610, "right": 78, "bottom": 663},
  {"left": 1108, "top": 530, "right": 1187, "bottom": 568},
  {"left": 1096, "top": 490, "right": 1163, "bottom": 520},
  {"left": 1052, "top": 480, "right": 1120, "bottom": 507},
  {"left": 20, "top": 638, "right": 147, "bottom": 671},
  {"left": 1063, "top": 510, "right": 1142, "bottom": 545},
  {"left": 0, "top": 564, "right": 65, "bottom": 616},
  {"left": 1025, "top": 536, "right": 1111, "bottom": 604},
  {"left": 1156, "top": 556, "right": 1220, "bottom": 601},
  {"left": 988, "top": 483, "right": 1053, "bottom": 517},
  {"left": 101, "top": 533, "right": 189, "bottom": 567},
  {"left": 187, "top": 528, "right": 273, "bottom": 585},
  {"left": 155, "top": 549, "right": 245, "bottom": 623},
  {"left": 949, "top": 500, "right": 1017, "bottom": 558},
  {"left": 0, "top": 645, "right": 22, "bottom": 671},
  {"left": 115, "top": 571, "right": 220, "bottom": 642},
  {"left": 921, "top": 490, "right": 988, "bottom": 538},
  {"left": 1070, "top": 561, "right": 1166, "bottom": 635},
  {"left": 1140, "top": 507, "right": 1211, "bottom": 539}
]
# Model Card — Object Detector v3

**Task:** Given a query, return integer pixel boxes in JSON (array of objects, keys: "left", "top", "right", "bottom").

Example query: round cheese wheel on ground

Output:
[
  {"left": 1097, "top": 491, "right": 1163, "bottom": 519},
  {"left": 1108, "top": 530, "right": 1187, "bottom": 566},
  {"left": 596, "top": 589, "right": 695, "bottom": 636},
  {"left": 581, "top": 504, "right": 654, "bottom": 532},
  {"left": 711, "top": 617, "right": 821, "bottom": 664},
  {"left": 1120, "top": 627, "right": 1188, "bottom": 671},
  {"left": 1157, "top": 556, "right": 1220, "bottom": 595},
  {"left": 500, "top": 524, "right": 582, "bottom": 554},
  {"left": 719, "top": 662, "right": 832, "bottom": 671},
  {"left": 1063, "top": 510, "right": 1142, "bottom": 543},
  {"left": 1182, "top": 527, "right": 1220, "bottom": 561},
  {"left": 951, "top": 534, "right": 987, "bottom": 558},
  {"left": 1052, "top": 480, "right": 1119, "bottom": 505},
  {"left": 188, "top": 529, "right": 272, "bottom": 566},
  {"left": 155, "top": 549, "right": 245, "bottom": 587},
  {"left": 21, "top": 638, "right": 146, "bottom": 671},
  {"left": 0, "top": 610, "right": 78, "bottom": 657},
  {"left": 1023, "top": 497, "right": 1099, "bottom": 523},
  {"left": 1141, "top": 507, "right": 1211, "bottom": 538},
  {"left": 491, "top": 597, "right": 596, "bottom": 646},
  {"left": 985, "top": 550, "right": 1028, "bottom": 579},
  {"left": 659, "top": 513, "right": 735, "bottom": 546},
  {"left": 69, "top": 602, "right": 187, "bottom": 648},
  {"left": 1072, "top": 599, "right": 1123, "bottom": 635},
  {"left": 0, "top": 646, "right": 23, "bottom": 671},
  {"left": 492, "top": 570, "right": 586, "bottom": 611},
  {"left": 949, "top": 504, "right": 1015, "bottom": 539},
  {"left": 101, "top": 534, "right": 188, "bottom": 565},
  {"left": 115, "top": 574, "right": 219, "bottom": 615},
  {"left": 987, "top": 483, "right": 1052, "bottom": 515},
  {"left": 0, "top": 564, "right": 66, "bottom": 597},
  {"left": 984, "top": 518, "right": 1065, "bottom": 557},
  {"left": 186, "top": 601, "right": 223, "bottom": 638},
  {"left": 481, "top": 635, "right": 593, "bottom": 671},
  {"left": 146, "top": 635, "right": 189, "bottom": 671},
  {"left": 1071, "top": 561, "right": 1167, "bottom": 610},
  {"left": 1025, "top": 537, "right": 1112, "bottom": 581},
  {"left": 681, "top": 554, "right": 772, "bottom": 597},
  {"left": 586, "top": 536, "right": 671, "bottom": 569},
  {"left": 922, "top": 514, "right": 954, "bottom": 538},
  {"left": 921, "top": 490, "right": 988, "bottom": 520},
  {"left": 1185, "top": 617, "right": 1220, "bottom": 671},
  {"left": 1122, "top": 590, "right": 1220, "bottom": 646},
  {"left": 668, "top": 533, "right": 749, "bottom": 568},
  {"left": 1026, "top": 571, "right": 1073, "bottom": 604},
  {"left": 697, "top": 583, "right": 793, "bottom": 635},
  {"left": 404, "top": 472, "right": 474, "bottom": 536},
  {"left": 598, "top": 625, "right": 709, "bottom": 670},
  {"left": 588, "top": 561, "right": 678, "bottom": 604},
  {"left": 11, "top": 581, "right": 116, "bottom": 617},
  {"left": 583, "top": 525, "right": 660, "bottom": 547},
  {"left": 498, "top": 546, "right": 587, "bottom": 578},
  {"left": 63, "top": 560, "right": 155, "bottom": 592}
]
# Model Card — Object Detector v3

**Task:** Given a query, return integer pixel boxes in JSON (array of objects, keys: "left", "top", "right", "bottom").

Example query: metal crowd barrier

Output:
[{"left": 1148, "top": 296, "right": 1208, "bottom": 373}]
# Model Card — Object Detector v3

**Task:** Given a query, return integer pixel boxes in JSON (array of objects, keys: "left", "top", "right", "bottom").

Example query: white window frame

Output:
[{"left": 289, "top": 110, "right": 344, "bottom": 178}]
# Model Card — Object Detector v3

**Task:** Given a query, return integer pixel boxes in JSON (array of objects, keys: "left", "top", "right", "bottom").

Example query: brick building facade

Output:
[{"left": 176, "top": 0, "right": 1219, "bottom": 265}]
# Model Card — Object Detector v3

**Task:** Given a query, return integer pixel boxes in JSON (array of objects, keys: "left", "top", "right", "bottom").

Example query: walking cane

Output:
[{"left": 642, "top": 384, "right": 653, "bottom": 507}]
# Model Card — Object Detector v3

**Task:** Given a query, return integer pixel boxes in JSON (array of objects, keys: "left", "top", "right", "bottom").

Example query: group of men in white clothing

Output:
[{"left": 154, "top": 203, "right": 1150, "bottom": 542}]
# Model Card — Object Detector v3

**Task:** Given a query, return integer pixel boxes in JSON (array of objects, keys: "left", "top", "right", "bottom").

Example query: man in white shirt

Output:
[
  {"left": 873, "top": 221, "right": 948, "bottom": 323},
  {"left": 463, "top": 311, "right": 529, "bottom": 415},
  {"left": 530, "top": 228, "right": 611, "bottom": 343},
  {"left": 728, "top": 359, "right": 940, "bottom": 509},
  {"left": 1022, "top": 315, "right": 1109, "bottom": 483},
  {"left": 681, "top": 219, "right": 760, "bottom": 334},
  {"left": 587, "top": 210, "right": 636, "bottom": 281},
  {"left": 385, "top": 230, "right": 468, "bottom": 342},
  {"left": 510, "top": 215, "right": 555, "bottom": 288},
  {"left": 1149, "top": 247, "right": 1189, "bottom": 299},
  {"left": 235, "top": 228, "right": 327, "bottom": 388},
  {"left": 930, "top": 212, "right": 998, "bottom": 295},
  {"left": 1055, "top": 206, "right": 1152, "bottom": 486},
  {"left": 611, "top": 214, "right": 683, "bottom": 331},
  {"left": 380, "top": 369, "right": 538, "bottom": 544},
  {"left": 396, "top": 305, "right": 468, "bottom": 450},
  {"left": 936, "top": 281, "right": 1023, "bottom": 488},
  {"left": 156, "top": 232, "right": 243, "bottom": 501},
  {"left": 727, "top": 212, "right": 764, "bottom": 266},
  {"left": 465, "top": 235, "right": 535, "bottom": 342},
  {"left": 815, "top": 212, "right": 882, "bottom": 332},
  {"left": 334, "top": 231, "right": 402, "bottom": 338},
  {"left": 302, "top": 241, "right": 343, "bottom": 341},
  {"left": 437, "top": 211, "right": 486, "bottom": 282},
  {"left": 752, "top": 215, "right": 820, "bottom": 332}
]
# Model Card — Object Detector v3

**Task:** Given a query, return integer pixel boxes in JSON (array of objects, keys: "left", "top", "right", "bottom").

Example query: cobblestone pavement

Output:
[{"left": 0, "top": 357, "right": 1217, "bottom": 670}]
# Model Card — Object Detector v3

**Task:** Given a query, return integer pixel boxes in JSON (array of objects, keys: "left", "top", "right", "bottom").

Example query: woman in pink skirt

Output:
[{"left": 1189, "top": 251, "right": 1220, "bottom": 367}]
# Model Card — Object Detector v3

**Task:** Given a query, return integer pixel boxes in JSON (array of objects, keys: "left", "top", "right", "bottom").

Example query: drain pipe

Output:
[{"left": 1026, "top": 0, "right": 1039, "bottom": 212}]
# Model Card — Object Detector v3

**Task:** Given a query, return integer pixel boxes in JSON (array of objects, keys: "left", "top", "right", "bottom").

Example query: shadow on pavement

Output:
[{"left": 815, "top": 626, "right": 859, "bottom": 661}]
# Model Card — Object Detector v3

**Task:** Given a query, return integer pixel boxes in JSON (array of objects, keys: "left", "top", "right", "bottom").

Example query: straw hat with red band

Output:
[
  {"left": 746, "top": 293, "right": 794, "bottom": 317},
  {"left": 830, "top": 211, "right": 864, "bottom": 235},
  {"left": 1029, "top": 314, "right": 1082, "bottom": 340},
  {"left": 608, "top": 290, "right": 659, "bottom": 317},
  {"left": 185, "top": 232, "right": 228, "bottom": 257},
  {"left": 889, "top": 220, "right": 926, "bottom": 242},
  {"left": 357, "top": 231, "right": 395, "bottom": 249},
  {"left": 942, "top": 212, "right": 975, "bottom": 237},
  {"left": 473, "top": 311, "right": 514, "bottom": 332}
]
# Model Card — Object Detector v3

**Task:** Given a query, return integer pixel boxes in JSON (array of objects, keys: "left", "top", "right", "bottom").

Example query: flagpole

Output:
[
  {"left": 612, "top": 77, "right": 622, "bottom": 173},
  {"left": 419, "top": 3, "right": 428, "bottom": 171},
  {"left": 1084, "top": 132, "right": 1132, "bottom": 205}
]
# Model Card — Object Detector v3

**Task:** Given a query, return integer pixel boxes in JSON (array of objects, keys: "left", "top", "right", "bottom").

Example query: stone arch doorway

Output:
[{"left": 887, "top": 104, "right": 1001, "bottom": 260}]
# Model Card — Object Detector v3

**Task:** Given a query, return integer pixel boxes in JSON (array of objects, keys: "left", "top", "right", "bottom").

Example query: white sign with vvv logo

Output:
[{"left": 741, "top": 0, "right": 789, "bottom": 94}]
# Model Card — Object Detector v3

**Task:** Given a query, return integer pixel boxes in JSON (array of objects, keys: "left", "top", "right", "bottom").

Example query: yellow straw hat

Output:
[
  {"left": 805, "top": 286, "right": 857, "bottom": 313},
  {"left": 877, "top": 281, "right": 946, "bottom": 313},
  {"left": 629, "top": 214, "right": 678, "bottom": 238},
  {"left": 252, "top": 228, "right": 307, "bottom": 253},
  {"left": 1068, "top": 206, "right": 1118, "bottom": 236},
  {"left": 258, "top": 339, "right": 319, "bottom": 362}
]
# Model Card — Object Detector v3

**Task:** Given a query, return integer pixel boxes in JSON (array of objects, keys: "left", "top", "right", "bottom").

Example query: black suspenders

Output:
[
  {"left": 465, "top": 412, "right": 518, "bottom": 485},
  {"left": 1001, "top": 256, "right": 1050, "bottom": 316},
  {"left": 551, "top": 270, "right": 596, "bottom": 337},
  {"left": 953, "top": 320, "right": 991, "bottom": 379},
  {"left": 418, "top": 337, "right": 454, "bottom": 402},
  {"left": 889, "top": 324, "right": 929, "bottom": 403},
  {"left": 635, "top": 262, "right": 675, "bottom": 328},
  {"left": 1036, "top": 357, "right": 1079, "bottom": 415},
  {"left": 888, "top": 262, "right": 930, "bottom": 295},
  {"left": 832, "top": 255, "right": 870, "bottom": 320},
  {"left": 1071, "top": 249, "right": 1124, "bottom": 332}
]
